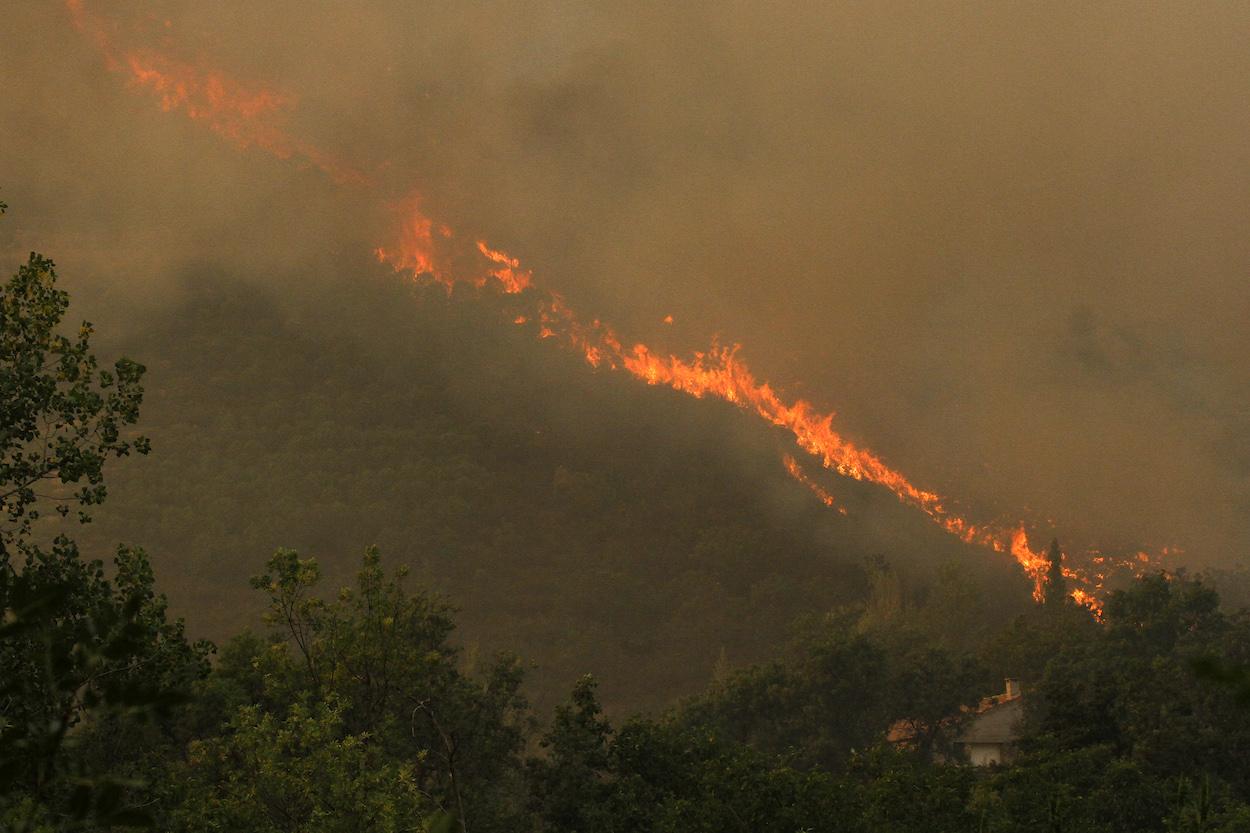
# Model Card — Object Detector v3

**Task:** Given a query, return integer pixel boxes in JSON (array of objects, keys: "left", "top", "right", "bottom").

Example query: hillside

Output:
[{"left": 79, "top": 270, "right": 1035, "bottom": 713}]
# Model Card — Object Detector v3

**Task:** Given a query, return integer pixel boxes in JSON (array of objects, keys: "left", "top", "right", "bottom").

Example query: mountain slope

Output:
[{"left": 80, "top": 271, "right": 1034, "bottom": 712}]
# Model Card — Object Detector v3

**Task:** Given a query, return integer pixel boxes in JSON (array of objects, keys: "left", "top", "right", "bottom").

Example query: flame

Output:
[
  {"left": 783, "top": 455, "right": 848, "bottom": 515},
  {"left": 373, "top": 198, "right": 456, "bottom": 284},
  {"left": 374, "top": 198, "right": 1162, "bottom": 613},
  {"left": 70, "top": 2, "right": 1172, "bottom": 614},
  {"left": 476, "top": 241, "right": 533, "bottom": 294},
  {"left": 66, "top": 0, "right": 368, "bottom": 186},
  {"left": 370, "top": 195, "right": 536, "bottom": 295}
]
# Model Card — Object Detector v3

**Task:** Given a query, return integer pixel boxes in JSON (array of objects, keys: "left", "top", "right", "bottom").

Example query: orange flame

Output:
[
  {"left": 370, "top": 195, "right": 536, "bottom": 296},
  {"left": 67, "top": 0, "right": 369, "bottom": 186},
  {"left": 377, "top": 198, "right": 1160, "bottom": 612},
  {"left": 476, "top": 241, "right": 533, "bottom": 294},
  {"left": 373, "top": 198, "right": 456, "bottom": 284},
  {"left": 783, "top": 454, "right": 848, "bottom": 515},
  {"left": 72, "top": 3, "right": 1170, "bottom": 614}
]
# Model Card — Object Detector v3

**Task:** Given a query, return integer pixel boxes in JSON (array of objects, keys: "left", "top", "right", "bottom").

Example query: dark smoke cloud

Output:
[{"left": 3, "top": 1, "right": 1249, "bottom": 563}]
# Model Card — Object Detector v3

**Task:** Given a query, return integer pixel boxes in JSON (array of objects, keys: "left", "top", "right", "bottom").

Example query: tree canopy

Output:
[{"left": 3, "top": 201, "right": 1249, "bottom": 832}]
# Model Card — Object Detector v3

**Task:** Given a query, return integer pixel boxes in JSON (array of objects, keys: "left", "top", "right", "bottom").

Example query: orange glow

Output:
[
  {"left": 377, "top": 203, "right": 1159, "bottom": 611},
  {"left": 372, "top": 195, "right": 536, "bottom": 295},
  {"left": 373, "top": 198, "right": 457, "bottom": 286},
  {"left": 74, "top": 2, "right": 1170, "bottom": 615},
  {"left": 475, "top": 240, "right": 533, "bottom": 294},
  {"left": 67, "top": 0, "right": 369, "bottom": 186}
]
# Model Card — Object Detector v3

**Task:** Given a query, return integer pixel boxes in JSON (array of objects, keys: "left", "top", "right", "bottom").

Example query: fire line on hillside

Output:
[{"left": 66, "top": 0, "right": 1171, "bottom": 614}]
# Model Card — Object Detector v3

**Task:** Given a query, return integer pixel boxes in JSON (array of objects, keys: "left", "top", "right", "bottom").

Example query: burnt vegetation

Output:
[{"left": 4, "top": 220, "right": 1250, "bottom": 832}]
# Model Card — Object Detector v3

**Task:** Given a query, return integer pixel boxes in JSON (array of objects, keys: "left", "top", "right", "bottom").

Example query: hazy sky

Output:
[{"left": 3, "top": 1, "right": 1249, "bottom": 564}]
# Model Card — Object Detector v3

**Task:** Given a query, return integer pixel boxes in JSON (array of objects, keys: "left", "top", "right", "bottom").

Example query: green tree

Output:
[
  {"left": 0, "top": 541, "right": 209, "bottom": 830},
  {"left": 1, "top": 250, "right": 148, "bottom": 553},
  {"left": 850, "top": 746, "right": 978, "bottom": 833},
  {"left": 529, "top": 676, "right": 862, "bottom": 833},
  {"left": 680, "top": 609, "right": 985, "bottom": 769},
  {"left": 527, "top": 675, "right": 617, "bottom": 833},
  {"left": 0, "top": 208, "right": 208, "bottom": 830},
  {"left": 974, "top": 744, "right": 1167, "bottom": 833},
  {"left": 168, "top": 697, "right": 431, "bottom": 833},
  {"left": 227, "top": 546, "right": 531, "bottom": 832},
  {"left": 677, "top": 612, "right": 890, "bottom": 770}
]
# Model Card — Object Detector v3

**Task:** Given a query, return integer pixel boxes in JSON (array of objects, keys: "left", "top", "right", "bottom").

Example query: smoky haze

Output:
[{"left": 3, "top": 1, "right": 1249, "bottom": 565}]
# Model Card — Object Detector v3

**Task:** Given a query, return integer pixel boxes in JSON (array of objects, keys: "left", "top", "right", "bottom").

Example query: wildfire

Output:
[
  {"left": 476, "top": 241, "right": 533, "bottom": 295},
  {"left": 783, "top": 455, "right": 848, "bottom": 515},
  {"left": 66, "top": 0, "right": 369, "bottom": 186},
  {"left": 368, "top": 197, "right": 537, "bottom": 296},
  {"left": 69, "top": 1, "right": 1171, "bottom": 614},
  {"left": 376, "top": 190, "right": 1176, "bottom": 612}
]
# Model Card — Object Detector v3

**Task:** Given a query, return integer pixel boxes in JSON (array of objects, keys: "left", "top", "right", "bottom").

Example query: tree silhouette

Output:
[{"left": 1044, "top": 538, "right": 1066, "bottom": 609}]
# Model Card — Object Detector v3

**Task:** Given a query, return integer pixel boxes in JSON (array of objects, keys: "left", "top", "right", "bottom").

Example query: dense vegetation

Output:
[
  {"left": 3, "top": 212, "right": 1250, "bottom": 830},
  {"left": 76, "top": 269, "right": 1033, "bottom": 715}
]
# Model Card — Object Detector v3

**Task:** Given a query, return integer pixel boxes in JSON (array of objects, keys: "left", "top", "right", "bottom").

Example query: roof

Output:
[{"left": 956, "top": 696, "right": 1024, "bottom": 745}]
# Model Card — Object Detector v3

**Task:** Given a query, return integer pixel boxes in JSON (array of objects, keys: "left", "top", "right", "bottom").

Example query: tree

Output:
[
  {"left": 528, "top": 675, "right": 863, "bottom": 833},
  {"left": 677, "top": 615, "right": 891, "bottom": 771},
  {"left": 168, "top": 697, "right": 431, "bottom": 833},
  {"left": 679, "top": 609, "right": 986, "bottom": 770},
  {"left": 234, "top": 546, "right": 531, "bottom": 832},
  {"left": 1044, "top": 539, "right": 1066, "bottom": 609},
  {"left": 0, "top": 206, "right": 207, "bottom": 830},
  {"left": 1, "top": 248, "right": 148, "bottom": 554},
  {"left": 526, "top": 675, "right": 617, "bottom": 833}
]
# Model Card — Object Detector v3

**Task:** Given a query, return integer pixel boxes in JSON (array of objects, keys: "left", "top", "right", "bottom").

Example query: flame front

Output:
[
  {"left": 70, "top": 1, "right": 1173, "bottom": 614},
  {"left": 374, "top": 189, "right": 1175, "bottom": 614},
  {"left": 66, "top": 0, "right": 369, "bottom": 186}
]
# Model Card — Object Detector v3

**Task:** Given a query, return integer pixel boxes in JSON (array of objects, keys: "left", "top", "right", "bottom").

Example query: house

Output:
[{"left": 953, "top": 678, "right": 1024, "bottom": 766}]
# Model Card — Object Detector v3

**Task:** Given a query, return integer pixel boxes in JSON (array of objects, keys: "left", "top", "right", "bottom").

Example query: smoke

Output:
[{"left": 3, "top": 1, "right": 1249, "bottom": 564}]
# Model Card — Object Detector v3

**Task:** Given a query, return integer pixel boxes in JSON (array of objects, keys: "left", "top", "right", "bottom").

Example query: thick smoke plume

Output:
[{"left": 3, "top": 1, "right": 1249, "bottom": 576}]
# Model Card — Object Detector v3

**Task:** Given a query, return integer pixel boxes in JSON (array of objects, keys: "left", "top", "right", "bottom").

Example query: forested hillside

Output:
[
  {"left": 6, "top": 0, "right": 1250, "bottom": 826},
  {"left": 77, "top": 270, "right": 1034, "bottom": 714},
  {"left": 5, "top": 221, "right": 1250, "bottom": 832}
]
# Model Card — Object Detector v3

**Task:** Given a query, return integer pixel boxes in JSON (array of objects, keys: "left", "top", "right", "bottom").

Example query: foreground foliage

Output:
[
  {"left": 4, "top": 209, "right": 1249, "bottom": 831},
  {"left": 131, "top": 560, "right": 1248, "bottom": 833},
  {"left": 0, "top": 227, "right": 208, "bottom": 829}
]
